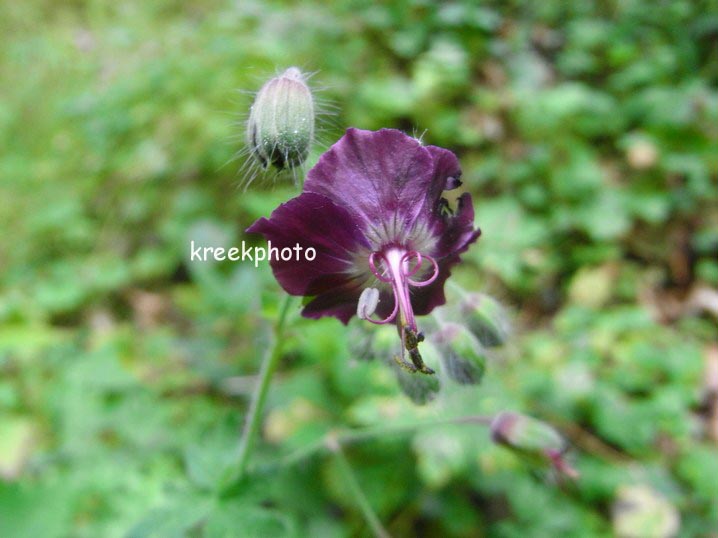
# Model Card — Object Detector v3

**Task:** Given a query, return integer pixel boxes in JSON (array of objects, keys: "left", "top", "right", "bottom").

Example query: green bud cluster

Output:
[{"left": 345, "top": 286, "right": 511, "bottom": 402}]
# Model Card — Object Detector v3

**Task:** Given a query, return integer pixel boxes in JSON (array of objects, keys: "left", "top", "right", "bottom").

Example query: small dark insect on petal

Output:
[{"left": 437, "top": 197, "right": 454, "bottom": 218}]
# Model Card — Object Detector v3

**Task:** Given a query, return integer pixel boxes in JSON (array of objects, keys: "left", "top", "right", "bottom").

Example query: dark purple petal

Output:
[
  {"left": 425, "top": 145, "right": 462, "bottom": 192},
  {"left": 304, "top": 128, "right": 442, "bottom": 241},
  {"left": 246, "top": 192, "right": 371, "bottom": 298},
  {"left": 247, "top": 128, "right": 480, "bottom": 326},
  {"left": 412, "top": 193, "right": 481, "bottom": 314},
  {"left": 431, "top": 193, "right": 481, "bottom": 259},
  {"left": 373, "top": 288, "right": 398, "bottom": 319},
  {"left": 301, "top": 281, "right": 367, "bottom": 324},
  {"left": 409, "top": 262, "right": 453, "bottom": 315}
]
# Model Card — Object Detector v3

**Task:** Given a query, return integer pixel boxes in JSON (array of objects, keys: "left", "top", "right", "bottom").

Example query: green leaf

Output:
[
  {"left": 126, "top": 496, "right": 212, "bottom": 538},
  {"left": 0, "top": 417, "right": 37, "bottom": 480},
  {"left": 203, "top": 504, "right": 295, "bottom": 538}
]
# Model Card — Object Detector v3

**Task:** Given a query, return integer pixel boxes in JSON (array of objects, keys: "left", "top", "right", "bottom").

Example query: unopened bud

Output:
[
  {"left": 373, "top": 326, "right": 440, "bottom": 404},
  {"left": 491, "top": 412, "right": 564, "bottom": 453},
  {"left": 459, "top": 293, "right": 508, "bottom": 348},
  {"left": 490, "top": 412, "right": 579, "bottom": 479},
  {"left": 395, "top": 341, "right": 440, "bottom": 404},
  {"left": 434, "top": 322, "right": 486, "bottom": 384},
  {"left": 347, "top": 320, "right": 375, "bottom": 362},
  {"left": 247, "top": 67, "right": 314, "bottom": 170},
  {"left": 372, "top": 325, "right": 397, "bottom": 358}
]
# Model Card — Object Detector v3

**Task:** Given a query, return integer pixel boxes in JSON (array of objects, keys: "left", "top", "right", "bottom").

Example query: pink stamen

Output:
[
  {"left": 383, "top": 248, "right": 417, "bottom": 331},
  {"left": 406, "top": 253, "right": 439, "bottom": 287},
  {"left": 362, "top": 247, "right": 441, "bottom": 339},
  {"left": 402, "top": 251, "right": 423, "bottom": 277},
  {"left": 368, "top": 251, "right": 392, "bottom": 283},
  {"left": 361, "top": 292, "right": 399, "bottom": 325}
]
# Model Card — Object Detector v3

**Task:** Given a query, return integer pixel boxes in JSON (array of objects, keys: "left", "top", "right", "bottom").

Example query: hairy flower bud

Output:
[
  {"left": 247, "top": 67, "right": 314, "bottom": 170},
  {"left": 373, "top": 326, "right": 440, "bottom": 404},
  {"left": 491, "top": 412, "right": 564, "bottom": 453},
  {"left": 434, "top": 322, "right": 486, "bottom": 385},
  {"left": 458, "top": 292, "right": 508, "bottom": 348},
  {"left": 347, "top": 320, "right": 375, "bottom": 362},
  {"left": 490, "top": 412, "right": 579, "bottom": 479}
]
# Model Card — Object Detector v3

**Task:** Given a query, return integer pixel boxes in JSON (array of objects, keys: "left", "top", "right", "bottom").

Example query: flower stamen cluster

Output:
[
  {"left": 360, "top": 248, "right": 440, "bottom": 372},
  {"left": 364, "top": 249, "right": 439, "bottom": 327}
]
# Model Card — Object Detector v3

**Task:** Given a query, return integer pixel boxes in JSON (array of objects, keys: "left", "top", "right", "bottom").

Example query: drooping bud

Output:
[
  {"left": 372, "top": 325, "right": 398, "bottom": 360},
  {"left": 247, "top": 67, "right": 314, "bottom": 170},
  {"left": 458, "top": 292, "right": 508, "bottom": 348},
  {"left": 373, "top": 326, "right": 440, "bottom": 404},
  {"left": 491, "top": 412, "right": 564, "bottom": 453},
  {"left": 395, "top": 340, "right": 441, "bottom": 404},
  {"left": 434, "top": 322, "right": 486, "bottom": 384},
  {"left": 490, "top": 412, "right": 579, "bottom": 479}
]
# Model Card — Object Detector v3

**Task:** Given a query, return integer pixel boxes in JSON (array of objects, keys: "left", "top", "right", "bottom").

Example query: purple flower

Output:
[{"left": 247, "top": 128, "right": 480, "bottom": 373}]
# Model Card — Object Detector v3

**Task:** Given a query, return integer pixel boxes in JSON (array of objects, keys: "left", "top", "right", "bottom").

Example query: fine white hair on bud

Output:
[
  {"left": 246, "top": 67, "right": 315, "bottom": 172},
  {"left": 434, "top": 322, "right": 486, "bottom": 385},
  {"left": 489, "top": 412, "right": 579, "bottom": 479}
]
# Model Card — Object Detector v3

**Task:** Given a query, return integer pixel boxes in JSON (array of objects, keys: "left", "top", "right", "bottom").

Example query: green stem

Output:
[
  {"left": 274, "top": 415, "right": 492, "bottom": 471},
  {"left": 330, "top": 440, "right": 391, "bottom": 538},
  {"left": 226, "top": 294, "right": 294, "bottom": 487}
]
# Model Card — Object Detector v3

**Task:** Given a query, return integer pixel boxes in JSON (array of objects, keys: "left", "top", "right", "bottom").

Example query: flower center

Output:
[
  {"left": 358, "top": 247, "right": 439, "bottom": 374},
  {"left": 366, "top": 248, "right": 439, "bottom": 329}
]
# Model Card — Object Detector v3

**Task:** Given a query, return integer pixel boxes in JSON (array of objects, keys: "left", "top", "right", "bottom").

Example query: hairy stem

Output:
[
  {"left": 225, "top": 294, "right": 294, "bottom": 488},
  {"left": 329, "top": 438, "right": 391, "bottom": 538},
  {"left": 274, "top": 415, "right": 493, "bottom": 471}
]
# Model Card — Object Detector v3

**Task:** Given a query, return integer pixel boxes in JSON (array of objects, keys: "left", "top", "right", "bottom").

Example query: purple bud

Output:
[
  {"left": 247, "top": 67, "right": 314, "bottom": 170},
  {"left": 490, "top": 412, "right": 579, "bottom": 479},
  {"left": 491, "top": 412, "right": 564, "bottom": 453}
]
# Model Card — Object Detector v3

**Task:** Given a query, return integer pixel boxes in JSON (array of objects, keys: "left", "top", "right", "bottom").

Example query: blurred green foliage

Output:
[{"left": 1, "top": 0, "right": 717, "bottom": 536}]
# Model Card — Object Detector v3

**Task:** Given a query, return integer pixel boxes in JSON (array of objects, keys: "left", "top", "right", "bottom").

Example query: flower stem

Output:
[
  {"left": 271, "top": 415, "right": 493, "bottom": 472},
  {"left": 329, "top": 438, "right": 391, "bottom": 538},
  {"left": 226, "top": 294, "right": 294, "bottom": 487}
]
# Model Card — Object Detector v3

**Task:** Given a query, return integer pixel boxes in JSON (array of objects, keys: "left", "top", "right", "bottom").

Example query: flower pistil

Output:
[{"left": 359, "top": 247, "right": 440, "bottom": 373}]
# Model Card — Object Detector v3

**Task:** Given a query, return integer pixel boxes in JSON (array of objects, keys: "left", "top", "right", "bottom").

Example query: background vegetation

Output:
[{"left": 1, "top": 0, "right": 717, "bottom": 536}]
